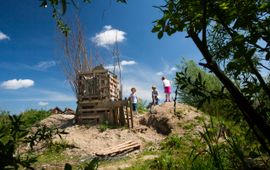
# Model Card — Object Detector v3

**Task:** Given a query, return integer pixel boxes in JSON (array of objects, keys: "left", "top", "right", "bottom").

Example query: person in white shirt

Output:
[
  {"left": 129, "top": 87, "right": 138, "bottom": 112},
  {"left": 162, "top": 76, "right": 171, "bottom": 102}
]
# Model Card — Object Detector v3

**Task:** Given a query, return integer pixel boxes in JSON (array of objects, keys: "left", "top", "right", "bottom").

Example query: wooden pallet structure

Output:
[
  {"left": 95, "top": 140, "right": 140, "bottom": 157},
  {"left": 75, "top": 65, "right": 134, "bottom": 127}
]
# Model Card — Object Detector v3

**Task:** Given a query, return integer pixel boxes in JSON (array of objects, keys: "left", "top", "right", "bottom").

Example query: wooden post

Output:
[
  {"left": 112, "top": 108, "right": 117, "bottom": 125},
  {"left": 119, "top": 106, "right": 125, "bottom": 126},
  {"left": 129, "top": 100, "right": 134, "bottom": 128}
]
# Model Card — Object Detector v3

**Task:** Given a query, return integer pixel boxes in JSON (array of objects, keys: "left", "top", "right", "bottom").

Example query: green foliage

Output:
[
  {"left": 161, "top": 135, "right": 182, "bottom": 150},
  {"left": 137, "top": 98, "right": 148, "bottom": 113},
  {"left": 175, "top": 60, "right": 240, "bottom": 119},
  {"left": 0, "top": 114, "right": 69, "bottom": 169},
  {"left": 21, "top": 109, "right": 51, "bottom": 128},
  {"left": 150, "top": 153, "right": 180, "bottom": 170},
  {"left": 0, "top": 110, "right": 11, "bottom": 130},
  {"left": 39, "top": 0, "right": 127, "bottom": 36},
  {"left": 98, "top": 122, "right": 110, "bottom": 132},
  {"left": 128, "top": 116, "right": 269, "bottom": 170},
  {"left": 0, "top": 115, "right": 36, "bottom": 169},
  {"left": 190, "top": 117, "right": 270, "bottom": 170},
  {"left": 24, "top": 125, "right": 68, "bottom": 150},
  {"left": 64, "top": 157, "right": 99, "bottom": 170},
  {"left": 153, "top": 0, "right": 270, "bottom": 152}
]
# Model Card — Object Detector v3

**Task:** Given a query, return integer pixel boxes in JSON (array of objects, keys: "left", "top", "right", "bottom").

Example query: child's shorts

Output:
[
  {"left": 164, "top": 86, "right": 171, "bottom": 94},
  {"left": 132, "top": 103, "right": 137, "bottom": 111}
]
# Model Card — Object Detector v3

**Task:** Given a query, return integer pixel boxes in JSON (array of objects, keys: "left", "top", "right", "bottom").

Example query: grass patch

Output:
[
  {"left": 36, "top": 140, "right": 77, "bottom": 163},
  {"left": 21, "top": 109, "right": 51, "bottom": 127},
  {"left": 182, "top": 122, "right": 196, "bottom": 130}
]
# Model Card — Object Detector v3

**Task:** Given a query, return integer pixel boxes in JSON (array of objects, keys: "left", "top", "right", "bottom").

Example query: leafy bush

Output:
[
  {"left": 0, "top": 114, "right": 70, "bottom": 169},
  {"left": 161, "top": 135, "right": 182, "bottom": 150},
  {"left": 21, "top": 109, "right": 51, "bottom": 127},
  {"left": 175, "top": 60, "right": 241, "bottom": 120},
  {"left": 0, "top": 115, "right": 36, "bottom": 169},
  {"left": 190, "top": 117, "right": 270, "bottom": 170},
  {"left": 137, "top": 98, "right": 148, "bottom": 113}
]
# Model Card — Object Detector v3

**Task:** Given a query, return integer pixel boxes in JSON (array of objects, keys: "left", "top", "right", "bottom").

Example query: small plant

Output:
[
  {"left": 161, "top": 135, "right": 182, "bottom": 150},
  {"left": 98, "top": 123, "right": 109, "bottom": 132},
  {"left": 24, "top": 124, "right": 68, "bottom": 150},
  {"left": 21, "top": 109, "right": 51, "bottom": 128},
  {"left": 0, "top": 115, "right": 36, "bottom": 169},
  {"left": 137, "top": 98, "right": 148, "bottom": 114},
  {"left": 190, "top": 118, "right": 226, "bottom": 170},
  {"left": 64, "top": 157, "right": 99, "bottom": 170},
  {"left": 49, "top": 140, "right": 76, "bottom": 153},
  {"left": 150, "top": 153, "right": 180, "bottom": 170}
]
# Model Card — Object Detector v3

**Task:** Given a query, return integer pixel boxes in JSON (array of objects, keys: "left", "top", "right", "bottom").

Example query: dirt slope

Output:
[{"left": 38, "top": 102, "right": 205, "bottom": 169}]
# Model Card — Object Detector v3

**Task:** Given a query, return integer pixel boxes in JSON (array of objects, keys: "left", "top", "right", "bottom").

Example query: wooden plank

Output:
[
  {"left": 79, "top": 108, "right": 110, "bottom": 112},
  {"left": 79, "top": 100, "right": 100, "bottom": 104},
  {"left": 99, "top": 144, "right": 140, "bottom": 156},
  {"left": 79, "top": 115, "right": 100, "bottom": 119},
  {"left": 95, "top": 141, "right": 140, "bottom": 156},
  {"left": 98, "top": 143, "right": 140, "bottom": 156},
  {"left": 101, "top": 142, "right": 138, "bottom": 154}
]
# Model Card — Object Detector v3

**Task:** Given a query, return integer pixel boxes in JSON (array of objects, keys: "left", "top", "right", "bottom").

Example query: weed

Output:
[
  {"left": 21, "top": 109, "right": 51, "bottom": 128},
  {"left": 183, "top": 123, "right": 195, "bottom": 130},
  {"left": 161, "top": 135, "right": 182, "bottom": 150},
  {"left": 49, "top": 140, "right": 76, "bottom": 153}
]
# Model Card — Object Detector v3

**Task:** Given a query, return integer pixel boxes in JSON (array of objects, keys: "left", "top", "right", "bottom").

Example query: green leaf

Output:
[
  {"left": 158, "top": 31, "right": 164, "bottom": 39},
  {"left": 152, "top": 25, "right": 161, "bottom": 33},
  {"left": 40, "top": 0, "right": 48, "bottom": 8},
  {"left": 116, "top": 0, "right": 127, "bottom": 3},
  {"left": 61, "top": 0, "right": 67, "bottom": 15}
]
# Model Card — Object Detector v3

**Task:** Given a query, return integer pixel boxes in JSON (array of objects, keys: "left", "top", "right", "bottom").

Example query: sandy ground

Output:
[{"left": 38, "top": 102, "right": 204, "bottom": 169}]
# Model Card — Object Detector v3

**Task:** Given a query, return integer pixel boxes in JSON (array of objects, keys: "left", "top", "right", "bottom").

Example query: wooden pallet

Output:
[{"left": 95, "top": 140, "right": 140, "bottom": 157}]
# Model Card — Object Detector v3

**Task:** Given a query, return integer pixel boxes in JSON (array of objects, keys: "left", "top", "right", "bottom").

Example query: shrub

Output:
[
  {"left": 161, "top": 135, "right": 182, "bottom": 150},
  {"left": 137, "top": 98, "right": 148, "bottom": 113},
  {"left": 21, "top": 109, "right": 51, "bottom": 127}
]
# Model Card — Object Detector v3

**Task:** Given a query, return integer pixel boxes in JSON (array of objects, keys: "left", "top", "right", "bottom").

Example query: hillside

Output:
[{"left": 34, "top": 102, "right": 206, "bottom": 169}]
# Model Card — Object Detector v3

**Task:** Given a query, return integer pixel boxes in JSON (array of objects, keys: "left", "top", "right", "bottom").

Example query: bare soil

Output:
[{"left": 38, "top": 102, "right": 205, "bottom": 169}]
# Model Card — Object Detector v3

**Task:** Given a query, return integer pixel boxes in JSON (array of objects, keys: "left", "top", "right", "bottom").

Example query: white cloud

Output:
[
  {"left": 0, "top": 31, "right": 10, "bottom": 41},
  {"left": 1, "top": 79, "right": 34, "bottom": 90},
  {"left": 156, "top": 72, "right": 164, "bottom": 76},
  {"left": 38, "top": 101, "right": 49, "bottom": 106},
  {"left": 121, "top": 60, "right": 136, "bottom": 66},
  {"left": 155, "top": 63, "right": 178, "bottom": 77},
  {"left": 104, "top": 64, "right": 116, "bottom": 71},
  {"left": 34, "top": 61, "right": 57, "bottom": 70},
  {"left": 170, "top": 67, "right": 177, "bottom": 72},
  {"left": 121, "top": 64, "right": 174, "bottom": 102},
  {"left": 91, "top": 25, "right": 126, "bottom": 48},
  {"left": 105, "top": 60, "right": 136, "bottom": 72}
]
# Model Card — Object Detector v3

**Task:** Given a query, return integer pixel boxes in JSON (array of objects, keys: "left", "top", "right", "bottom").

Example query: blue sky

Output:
[{"left": 0, "top": 0, "right": 202, "bottom": 114}]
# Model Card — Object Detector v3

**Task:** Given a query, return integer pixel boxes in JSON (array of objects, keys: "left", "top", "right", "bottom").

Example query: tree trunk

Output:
[{"left": 188, "top": 29, "right": 270, "bottom": 146}]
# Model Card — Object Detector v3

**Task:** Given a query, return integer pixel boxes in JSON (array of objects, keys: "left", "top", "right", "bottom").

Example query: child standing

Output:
[
  {"left": 162, "top": 76, "right": 171, "bottom": 102},
  {"left": 129, "top": 87, "right": 138, "bottom": 112},
  {"left": 151, "top": 85, "right": 159, "bottom": 105}
]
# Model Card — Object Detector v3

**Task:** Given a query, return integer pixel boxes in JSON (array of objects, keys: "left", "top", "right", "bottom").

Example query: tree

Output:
[
  {"left": 152, "top": 0, "right": 270, "bottom": 152},
  {"left": 60, "top": 19, "right": 92, "bottom": 97},
  {"left": 175, "top": 60, "right": 239, "bottom": 118},
  {"left": 39, "top": 0, "right": 127, "bottom": 36}
]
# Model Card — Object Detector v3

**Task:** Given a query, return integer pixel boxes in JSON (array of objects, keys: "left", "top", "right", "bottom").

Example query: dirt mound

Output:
[
  {"left": 40, "top": 114, "right": 75, "bottom": 128},
  {"left": 36, "top": 102, "right": 205, "bottom": 169},
  {"left": 139, "top": 102, "right": 203, "bottom": 135}
]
